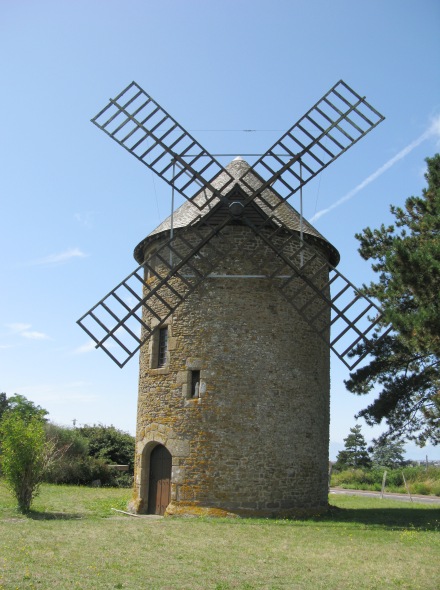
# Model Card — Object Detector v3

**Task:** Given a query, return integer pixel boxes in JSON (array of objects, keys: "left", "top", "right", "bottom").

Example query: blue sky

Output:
[{"left": 1, "top": 0, "right": 439, "bottom": 460}]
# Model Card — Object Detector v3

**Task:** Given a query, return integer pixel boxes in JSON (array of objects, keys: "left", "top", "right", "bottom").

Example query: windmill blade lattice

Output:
[
  {"left": 79, "top": 80, "right": 388, "bottom": 369},
  {"left": 77, "top": 209, "right": 238, "bottom": 367},
  {"left": 241, "top": 80, "right": 384, "bottom": 210},
  {"left": 238, "top": 213, "right": 392, "bottom": 369},
  {"left": 78, "top": 199, "right": 390, "bottom": 369},
  {"left": 92, "top": 81, "right": 234, "bottom": 210}
]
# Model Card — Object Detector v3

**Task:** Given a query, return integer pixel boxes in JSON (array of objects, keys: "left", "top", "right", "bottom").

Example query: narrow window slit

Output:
[
  {"left": 157, "top": 327, "right": 168, "bottom": 368},
  {"left": 191, "top": 370, "right": 200, "bottom": 398}
]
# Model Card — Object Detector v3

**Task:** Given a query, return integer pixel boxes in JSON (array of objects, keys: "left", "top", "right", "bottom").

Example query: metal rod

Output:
[
  {"left": 180, "top": 153, "right": 290, "bottom": 157},
  {"left": 170, "top": 160, "right": 175, "bottom": 267},
  {"left": 181, "top": 274, "right": 293, "bottom": 279},
  {"left": 300, "top": 160, "right": 304, "bottom": 268}
]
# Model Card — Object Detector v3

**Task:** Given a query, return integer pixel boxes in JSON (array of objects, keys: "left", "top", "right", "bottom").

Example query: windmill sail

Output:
[
  {"left": 92, "top": 81, "right": 234, "bottom": 209},
  {"left": 79, "top": 81, "right": 388, "bottom": 369}
]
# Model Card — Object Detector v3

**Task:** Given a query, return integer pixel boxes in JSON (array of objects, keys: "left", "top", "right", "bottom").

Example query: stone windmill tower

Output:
[{"left": 78, "top": 81, "right": 388, "bottom": 516}]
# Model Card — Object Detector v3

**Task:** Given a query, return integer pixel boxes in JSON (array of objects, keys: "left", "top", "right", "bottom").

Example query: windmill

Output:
[
  {"left": 79, "top": 80, "right": 389, "bottom": 370},
  {"left": 78, "top": 81, "right": 388, "bottom": 516}
]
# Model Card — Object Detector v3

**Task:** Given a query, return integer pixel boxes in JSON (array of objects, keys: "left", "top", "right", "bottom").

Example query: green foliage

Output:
[
  {"left": 369, "top": 437, "right": 406, "bottom": 469},
  {"left": 44, "top": 422, "right": 89, "bottom": 458},
  {"left": 0, "top": 392, "right": 8, "bottom": 420},
  {"left": 331, "top": 465, "right": 440, "bottom": 496},
  {"left": 0, "top": 392, "right": 48, "bottom": 423},
  {"left": 0, "top": 413, "right": 48, "bottom": 512},
  {"left": 0, "top": 395, "right": 134, "bottom": 488},
  {"left": 42, "top": 423, "right": 133, "bottom": 486},
  {"left": 77, "top": 424, "right": 135, "bottom": 472},
  {"left": 334, "top": 425, "right": 371, "bottom": 470},
  {"left": 331, "top": 468, "right": 383, "bottom": 490},
  {"left": 346, "top": 154, "right": 440, "bottom": 445},
  {"left": 45, "top": 455, "right": 115, "bottom": 486}
]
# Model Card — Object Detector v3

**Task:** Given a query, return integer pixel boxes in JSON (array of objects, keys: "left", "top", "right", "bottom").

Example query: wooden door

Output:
[{"left": 148, "top": 445, "right": 172, "bottom": 515}]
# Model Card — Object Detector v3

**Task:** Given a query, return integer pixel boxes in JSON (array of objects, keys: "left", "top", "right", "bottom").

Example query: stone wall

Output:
[{"left": 132, "top": 224, "right": 331, "bottom": 517}]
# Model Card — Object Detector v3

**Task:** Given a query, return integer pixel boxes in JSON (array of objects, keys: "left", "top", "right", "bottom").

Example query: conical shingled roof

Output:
[{"left": 134, "top": 158, "right": 339, "bottom": 265}]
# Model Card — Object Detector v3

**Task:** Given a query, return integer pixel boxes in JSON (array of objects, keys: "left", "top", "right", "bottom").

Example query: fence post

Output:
[
  {"left": 380, "top": 470, "right": 387, "bottom": 499},
  {"left": 402, "top": 473, "right": 413, "bottom": 503}
]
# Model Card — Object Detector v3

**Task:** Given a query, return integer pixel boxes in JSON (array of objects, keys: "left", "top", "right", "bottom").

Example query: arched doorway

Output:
[{"left": 147, "top": 444, "right": 172, "bottom": 515}]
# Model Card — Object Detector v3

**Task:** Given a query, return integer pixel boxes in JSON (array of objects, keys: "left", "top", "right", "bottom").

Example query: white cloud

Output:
[
  {"left": 73, "top": 340, "right": 97, "bottom": 354},
  {"left": 32, "top": 248, "right": 88, "bottom": 266},
  {"left": 311, "top": 115, "right": 440, "bottom": 223},
  {"left": 428, "top": 114, "right": 440, "bottom": 142},
  {"left": 7, "top": 322, "right": 32, "bottom": 333},
  {"left": 21, "top": 330, "right": 50, "bottom": 340},
  {"left": 6, "top": 323, "right": 50, "bottom": 340}
]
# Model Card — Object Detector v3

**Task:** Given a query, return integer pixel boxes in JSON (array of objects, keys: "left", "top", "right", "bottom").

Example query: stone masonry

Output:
[{"left": 130, "top": 159, "right": 338, "bottom": 517}]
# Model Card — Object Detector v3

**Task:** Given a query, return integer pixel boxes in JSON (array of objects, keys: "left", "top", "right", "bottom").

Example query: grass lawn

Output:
[{"left": 0, "top": 480, "right": 439, "bottom": 590}]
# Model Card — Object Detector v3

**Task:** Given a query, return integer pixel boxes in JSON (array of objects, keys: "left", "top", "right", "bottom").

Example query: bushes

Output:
[
  {"left": 45, "top": 455, "right": 114, "bottom": 486},
  {"left": 77, "top": 424, "right": 135, "bottom": 472},
  {"left": 331, "top": 465, "right": 440, "bottom": 496},
  {"left": 43, "top": 423, "right": 134, "bottom": 487},
  {"left": 331, "top": 469, "right": 383, "bottom": 491},
  {"left": 0, "top": 394, "right": 134, "bottom": 493}
]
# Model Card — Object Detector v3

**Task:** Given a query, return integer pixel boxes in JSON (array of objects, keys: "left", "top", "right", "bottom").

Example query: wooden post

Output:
[
  {"left": 380, "top": 470, "right": 387, "bottom": 499},
  {"left": 402, "top": 473, "right": 413, "bottom": 503}
]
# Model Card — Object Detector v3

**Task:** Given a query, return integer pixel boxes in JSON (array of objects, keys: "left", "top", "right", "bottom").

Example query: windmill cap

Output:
[{"left": 133, "top": 159, "right": 339, "bottom": 266}]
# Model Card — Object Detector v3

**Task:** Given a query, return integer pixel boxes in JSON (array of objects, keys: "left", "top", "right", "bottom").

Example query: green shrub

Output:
[
  {"left": 45, "top": 455, "right": 114, "bottom": 486},
  {"left": 0, "top": 413, "right": 49, "bottom": 512},
  {"left": 384, "top": 470, "right": 403, "bottom": 487},
  {"left": 77, "top": 424, "right": 135, "bottom": 472},
  {"left": 331, "top": 465, "right": 440, "bottom": 496},
  {"left": 412, "top": 482, "right": 430, "bottom": 495},
  {"left": 431, "top": 481, "right": 440, "bottom": 496},
  {"left": 43, "top": 424, "right": 134, "bottom": 487}
]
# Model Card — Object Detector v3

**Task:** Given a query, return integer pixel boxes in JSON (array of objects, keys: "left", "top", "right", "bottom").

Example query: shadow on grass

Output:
[
  {"left": 320, "top": 504, "right": 440, "bottom": 530},
  {"left": 193, "top": 506, "right": 440, "bottom": 532}
]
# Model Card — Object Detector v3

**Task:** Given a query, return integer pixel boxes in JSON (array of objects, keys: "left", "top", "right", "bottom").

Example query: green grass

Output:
[{"left": 0, "top": 480, "right": 439, "bottom": 590}]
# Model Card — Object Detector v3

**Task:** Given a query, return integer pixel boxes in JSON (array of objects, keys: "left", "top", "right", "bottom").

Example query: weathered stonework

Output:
[{"left": 131, "top": 159, "right": 337, "bottom": 517}]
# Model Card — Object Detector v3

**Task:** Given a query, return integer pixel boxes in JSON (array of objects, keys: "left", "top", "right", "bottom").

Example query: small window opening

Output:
[
  {"left": 157, "top": 327, "right": 168, "bottom": 368},
  {"left": 191, "top": 370, "right": 200, "bottom": 398}
]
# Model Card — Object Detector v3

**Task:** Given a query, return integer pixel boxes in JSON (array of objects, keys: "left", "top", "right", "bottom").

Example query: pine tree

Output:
[
  {"left": 334, "top": 425, "right": 371, "bottom": 469},
  {"left": 346, "top": 154, "right": 440, "bottom": 445}
]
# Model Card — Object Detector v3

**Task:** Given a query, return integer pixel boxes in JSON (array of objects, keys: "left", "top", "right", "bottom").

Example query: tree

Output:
[
  {"left": 369, "top": 436, "right": 406, "bottom": 469},
  {"left": 0, "top": 413, "right": 51, "bottom": 512},
  {"left": 334, "top": 425, "right": 371, "bottom": 470},
  {"left": 0, "top": 393, "right": 8, "bottom": 421},
  {"left": 0, "top": 392, "right": 48, "bottom": 423},
  {"left": 346, "top": 154, "right": 440, "bottom": 445}
]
